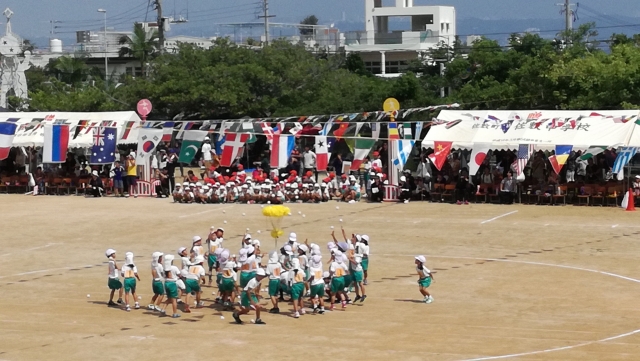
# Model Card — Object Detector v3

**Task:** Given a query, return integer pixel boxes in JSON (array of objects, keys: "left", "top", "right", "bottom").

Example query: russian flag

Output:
[
  {"left": 43, "top": 124, "right": 70, "bottom": 163},
  {"left": 0, "top": 122, "right": 17, "bottom": 160},
  {"left": 162, "top": 121, "right": 174, "bottom": 142},
  {"left": 270, "top": 134, "right": 295, "bottom": 169}
]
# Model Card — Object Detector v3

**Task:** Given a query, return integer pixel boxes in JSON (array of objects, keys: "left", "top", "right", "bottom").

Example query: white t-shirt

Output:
[
  {"left": 108, "top": 259, "right": 119, "bottom": 279},
  {"left": 181, "top": 256, "right": 192, "bottom": 271},
  {"left": 298, "top": 255, "right": 308, "bottom": 270},
  {"left": 186, "top": 264, "right": 205, "bottom": 280},
  {"left": 164, "top": 265, "right": 180, "bottom": 282},
  {"left": 202, "top": 143, "right": 213, "bottom": 161},
  {"left": 303, "top": 151, "right": 316, "bottom": 168},
  {"left": 207, "top": 239, "right": 222, "bottom": 255},
  {"left": 417, "top": 265, "right": 430, "bottom": 279},
  {"left": 356, "top": 243, "right": 370, "bottom": 257},
  {"left": 372, "top": 159, "right": 382, "bottom": 169},
  {"left": 329, "top": 261, "right": 348, "bottom": 278},
  {"left": 308, "top": 265, "right": 324, "bottom": 286},
  {"left": 289, "top": 269, "right": 305, "bottom": 284},
  {"left": 266, "top": 262, "right": 282, "bottom": 280},
  {"left": 351, "top": 254, "right": 363, "bottom": 272},
  {"left": 244, "top": 277, "right": 261, "bottom": 292},
  {"left": 241, "top": 255, "right": 258, "bottom": 274},
  {"left": 192, "top": 245, "right": 205, "bottom": 258},
  {"left": 121, "top": 264, "right": 138, "bottom": 278},
  {"left": 152, "top": 263, "right": 165, "bottom": 281}
]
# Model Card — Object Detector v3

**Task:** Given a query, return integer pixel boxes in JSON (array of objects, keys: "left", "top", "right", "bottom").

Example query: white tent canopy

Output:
[
  {"left": 423, "top": 110, "right": 640, "bottom": 151},
  {"left": 2, "top": 111, "right": 142, "bottom": 148}
]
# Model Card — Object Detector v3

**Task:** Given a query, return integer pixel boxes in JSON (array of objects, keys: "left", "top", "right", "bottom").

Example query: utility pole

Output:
[
  {"left": 258, "top": 0, "right": 275, "bottom": 46},
  {"left": 556, "top": 0, "right": 575, "bottom": 42},
  {"left": 155, "top": 0, "right": 165, "bottom": 53}
]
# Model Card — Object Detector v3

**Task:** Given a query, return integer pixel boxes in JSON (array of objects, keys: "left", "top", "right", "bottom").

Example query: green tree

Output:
[
  {"left": 299, "top": 15, "right": 318, "bottom": 36},
  {"left": 49, "top": 56, "right": 91, "bottom": 86},
  {"left": 118, "top": 23, "right": 159, "bottom": 76}
]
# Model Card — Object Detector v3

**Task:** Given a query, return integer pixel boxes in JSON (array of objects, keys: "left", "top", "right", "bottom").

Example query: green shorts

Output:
[
  {"left": 310, "top": 283, "right": 325, "bottom": 298},
  {"left": 208, "top": 255, "right": 217, "bottom": 270},
  {"left": 220, "top": 278, "right": 235, "bottom": 292},
  {"left": 108, "top": 278, "right": 122, "bottom": 290},
  {"left": 152, "top": 280, "right": 165, "bottom": 295},
  {"left": 216, "top": 273, "right": 222, "bottom": 286},
  {"left": 268, "top": 279, "right": 281, "bottom": 296},
  {"left": 361, "top": 257, "right": 369, "bottom": 271},
  {"left": 185, "top": 279, "right": 201, "bottom": 293},
  {"left": 305, "top": 269, "right": 310, "bottom": 280},
  {"left": 418, "top": 277, "right": 432, "bottom": 288},
  {"left": 343, "top": 274, "right": 353, "bottom": 288},
  {"left": 352, "top": 270, "right": 364, "bottom": 283},
  {"left": 165, "top": 281, "right": 179, "bottom": 299},
  {"left": 124, "top": 278, "right": 136, "bottom": 293},
  {"left": 291, "top": 282, "right": 305, "bottom": 300},
  {"left": 240, "top": 291, "right": 258, "bottom": 308},
  {"left": 330, "top": 277, "right": 344, "bottom": 294},
  {"left": 239, "top": 272, "right": 255, "bottom": 288}
]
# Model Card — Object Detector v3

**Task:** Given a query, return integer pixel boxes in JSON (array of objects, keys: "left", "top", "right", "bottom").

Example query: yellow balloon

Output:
[
  {"left": 271, "top": 229, "right": 284, "bottom": 238},
  {"left": 262, "top": 205, "right": 290, "bottom": 218}
]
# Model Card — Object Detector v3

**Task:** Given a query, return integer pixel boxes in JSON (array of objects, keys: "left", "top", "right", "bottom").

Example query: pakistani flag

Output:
[
  {"left": 580, "top": 146, "right": 607, "bottom": 160},
  {"left": 179, "top": 130, "right": 208, "bottom": 163},
  {"left": 351, "top": 138, "right": 376, "bottom": 170}
]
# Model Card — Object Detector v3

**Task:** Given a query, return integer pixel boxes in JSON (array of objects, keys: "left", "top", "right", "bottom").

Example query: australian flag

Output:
[{"left": 90, "top": 127, "right": 118, "bottom": 164}]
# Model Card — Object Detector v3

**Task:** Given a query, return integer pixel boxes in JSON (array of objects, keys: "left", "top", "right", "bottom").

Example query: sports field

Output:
[{"left": 1, "top": 196, "right": 640, "bottom": 360}]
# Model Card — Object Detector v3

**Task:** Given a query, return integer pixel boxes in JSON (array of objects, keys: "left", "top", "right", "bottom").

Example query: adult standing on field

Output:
[{"left": 126, "top": 152, "right": 138, "bottom": 198}]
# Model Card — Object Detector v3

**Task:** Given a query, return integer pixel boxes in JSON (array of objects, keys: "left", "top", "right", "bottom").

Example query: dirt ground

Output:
[{"left": 1, "top": 196, "right": 640, "bottom": 361}]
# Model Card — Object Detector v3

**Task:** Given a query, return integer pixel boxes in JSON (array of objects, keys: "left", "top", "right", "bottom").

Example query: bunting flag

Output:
[
  {"left": 428, "top": 141, "right": 452, "bottom": 171},
  {"left": 120, "top": 121, "right": 135, "bottom": 141},
  {"left": 84, "top": 122, "right": 98, "bottom": 134},
  {"left": 220, "top": 132, "right": 249, "bottom": 167},
  {"left": 388, "top": 122, "right": 400, "bottom": 140},
  {"left": 370, "top": 122, "right": 380, "bottom": 140},
  {"left": 0, "top": 122, "right": 17, "bottom": 160},
  {"left": 414, "top": 121, "right": 423, "bottom": 141},
  {"left": 289, "top": 123, "right": 303, "bottom": 137},
  {"left": 73, "top": 120, "right": 88, "bottom": 139},
  {"left": 333, "top": 118, "right": 349, "bottom": 139},
  {"left": 402, "top": 123, "right": 412, "bottom": 139},
  {"left": 179, "top": 130, "right": 208, "bottom": 164},
  {"left": 43, "top": 124, "right": 70, "bottom": 163},
  {"left": 613, "top": 147, "right": 638, "bottom": 174},
  {"left": 351, "top": 138, "right": 376, "bottom": 170},
  {"left": 393, "top": 140, "right": 415, "bottom": 170},
  {"left": 315, "top": 136, "right": 329, "bottom": 171},
  {"left": 549, "top": 145, "right": 572, "bottom": 174},
  {"left": 515, "top": 144, "right": 535, "bottom": 177},
  {"left": 135, "top": 128, "right": 163, "bottom": 163},
  {"left": 176, "top": 121, "right": 195, "bottom": 140},
  {"left": 90, "top": 127, "right": 117, "bottom": 164},
  {"left": 469, "top": 143, "right": 491, "bottom": 176},
  {"left": 580, "top": 146, "right": 607, "bottom": 160},
  {"left": 321, "top": 116, "right": 334, "bottom": 136},
  {"left": 261, "top": 122, "right": 274, "bottom": 142},
  {"left": 484, "top": 115, "right": 500, "bottom": 125},
  {"left": 161, "top": 121, "right": 174, "bottom": 142},
  {"left": 271, "top": 134, "right": 295, "bottom": 169}
]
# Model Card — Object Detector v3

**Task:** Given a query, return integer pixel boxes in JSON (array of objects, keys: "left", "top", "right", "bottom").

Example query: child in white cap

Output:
[
  {"left": 358, "top": 235, "right": 371, "bottom": 285},
  {"left": 191, "top": 236, "right": 205, "bottom": 262},
  {"left": 308, "top": 255, "right": 326, "bottom": 314},
  {"left": 348, "top": 247, "right": 366, "bottom": 303},
  {"left": 121, "top": 252, "right": 141, "bottom": 311},
  {"left": 265, "top": 251, "right": 283, "bottom": 314},
  {"left": 148, "top": 252, "right": 165, "bottom": 311},
  {"left": 161, "top": 255, "right": 181, "bottom": 318},
  {"left": 415, "top": 255, "right": 434, "bottom": 303},
  {"left": 297, "top": 244, "right": 310, "bottom": 296},
  {"left": 172, "top": 183, "right": 183, "bottom": 203},
  {"left": 206, "top": 227, "right": 224, "bottom": 286},
  {"left": 185, "top": 256, "right": 206, "bottom": 309},
  {"left": 219, "top": 260, "right": 238, "bottom": 310},
  {"left": 329, "top": 250, "right": 349, "bottom": 310},
  {"left": 289, "top": 258, "right": 306, "bottom": 318},
  {"left": 105, "top": 249, "right": 123, "bottom": 307},
  {"left": 233, "top": 268, "right": 267, "bottom": 325}
]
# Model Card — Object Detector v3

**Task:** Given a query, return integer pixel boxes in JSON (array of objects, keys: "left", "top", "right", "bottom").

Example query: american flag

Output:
[{"left": 515, "top": 144, "right": 534, "bottom": 177}]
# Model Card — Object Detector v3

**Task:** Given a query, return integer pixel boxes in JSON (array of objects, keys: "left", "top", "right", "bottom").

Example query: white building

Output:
[{"left": 345, "top": 0, "right": 456, "bottom": 77}]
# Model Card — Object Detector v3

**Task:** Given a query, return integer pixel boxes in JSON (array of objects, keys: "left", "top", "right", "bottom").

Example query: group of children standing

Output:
[{"left": 104, "top": 224, "right": 434, "bottom": 323}]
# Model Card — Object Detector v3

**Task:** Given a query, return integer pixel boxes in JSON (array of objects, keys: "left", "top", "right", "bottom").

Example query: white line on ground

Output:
[
  {"left": 378, "top": 253, "right": 640, "bottom": 361},
  {"left": 480, "top": 210, "right": 518, "bottom": 224},
  {"left": 0, "top": 265, "right": 96, "bottom": 279},
  {"left": 612, "top": 224, "right": 619, "bottom": 228},
  {"left": 0, "top": 243, "right": 62, "bottom": 258},
  {"left": 179, "top": 205, "right": 234, "bottom": 218}
]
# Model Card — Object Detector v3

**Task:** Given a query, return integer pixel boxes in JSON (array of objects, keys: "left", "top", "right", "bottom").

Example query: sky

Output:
[{"left": 2, "top": 0, "right": 639, "bottom": 45}]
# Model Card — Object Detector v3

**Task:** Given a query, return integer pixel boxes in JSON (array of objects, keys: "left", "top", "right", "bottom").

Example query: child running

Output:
[
  {"left": 161, "top": 255, "right": 181, "bottom": 318},
  {"left": 289, "top": 258, "right": 306, "bottom": 318},
  {"left": 233, "top": 268, "right": 267, "bottom": 325},
  {"left": 121, "top": 252, "right": 141, "bottom": 311},
  {"left": 308, "top": 255, "right": 326, "bottom": 314},
  {"left": 219, "top": 260, "right": 237, "bottom": 310},
  {"left": 185, "top": 256, "right": 206, "bottom": 310},
  {"left": 329, "top": 250, "right": 349, "bottom": 310},
  {"left": 105, "top": 249, "right": 123, "bottom": 307},
  {"left": 415, "top": 255, "right": 434, "bottom": 303},
  {"left": 265, "top": 251, "right": 283, "bottom": 314},
  {"left": 148, "top": 252, "right": 165, "bottom": 312}
]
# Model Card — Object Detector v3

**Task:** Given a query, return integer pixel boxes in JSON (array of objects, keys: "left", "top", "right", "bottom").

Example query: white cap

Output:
[
  {"left": 189, "top": 183, "right": 196, "bottom": 187},
  {"left": 244, "top": 234, "right": 252, "bottom": 240},
  {"left": 196, "top": 182, "right": 202, "bottom": 187},
  {"left": 298, "top": 244, "right": 308, "bottom": 253},
  {"left": 400, "top": 176, "right": 406, "bottom": 182},
  {"left": 314, "top": 183, "right": 320, "bottom": 187},
  {"left": 192, "top": 236, "right": 202, "bottom": 244},
  {"left": 203, "top": 185, "right": 210, "bottom": 190},
  {"left": 361, "top": 235, "right": 370, "bottom": 242},
  {"left": 92, "top": 170, "right": 99, "bottom": 176},
  {"left": 415, "top": 255, "right": 426, "bottom": 263},
  {"left": 256, "top": 268, "right": 266, "bottom": 276},
  {"left": 327, "top": 241, "right": 336, "bottom": 250},
  {"left": 182, "top": 181, "right": 189, "bottom": 186},
  {"left": 194, "top": 255, "right": 205, "bottom": 264},
  {"left": 242, "top": 184, "right": 248, "bottom": 189},
  {"left": 322, "top": 271, "right": 330, "bottom": 278},
  {"left": 311, "top": 255, "right": 322, "bottom": 268},
  {"left": 377, "top": 173, "right": 383, "bottom": 178},
  {"left": 178, "top": 247, "right": 187, "bottom": 254},
  {"left": 289, "top": 232, "right": 297, "bottom": 242},
  {"left": 105, "top": 248, "right": 116, "bottom": 257},
  {"left": 252, "top": 239, "right": 261, "bottom": 247},
  {"left": 283, "top": 244, "right": 293, "bottom": 255},
  {"left": 125, "top": 252, "right": 134, "bottom": 264},
  {"left": 176, "top": 183, "right": 182, "bottom": 187}
]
